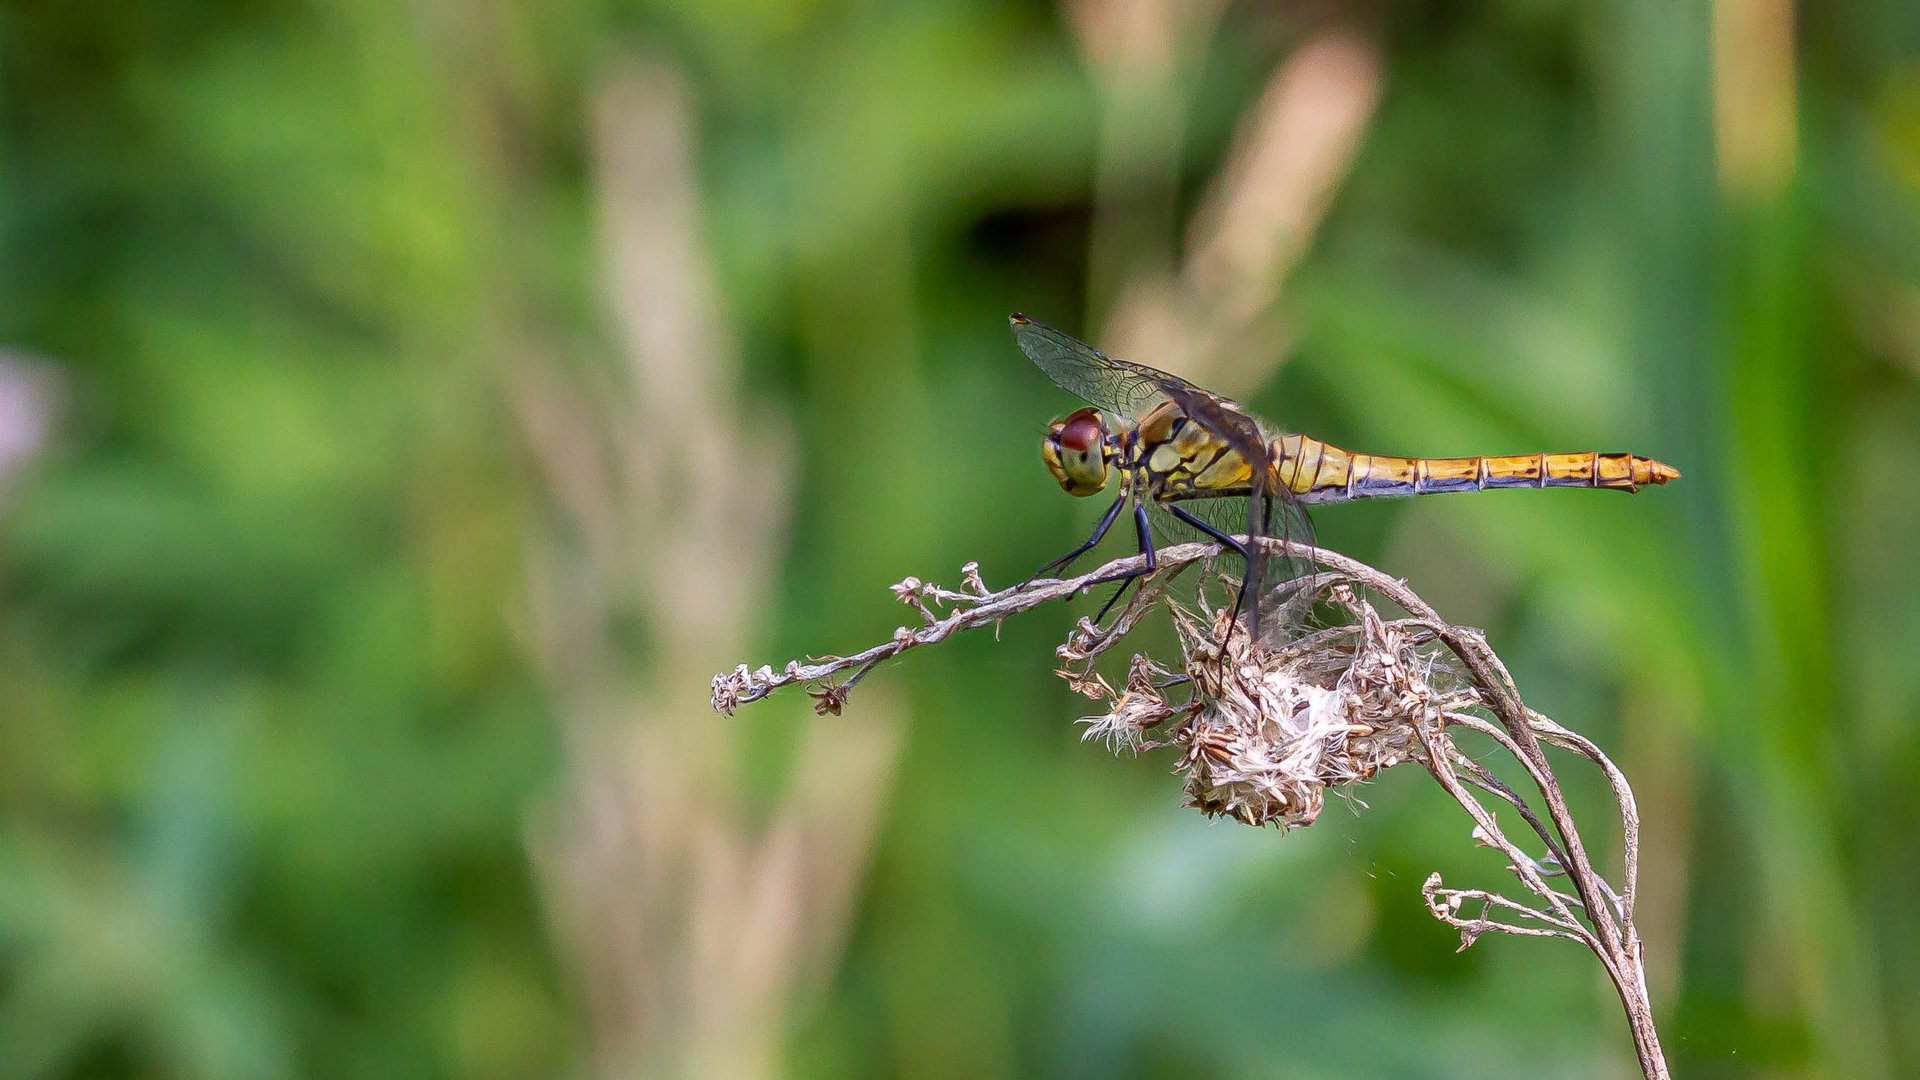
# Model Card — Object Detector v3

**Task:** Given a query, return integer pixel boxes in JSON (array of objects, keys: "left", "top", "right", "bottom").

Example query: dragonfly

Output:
[{"left": 1012, "top": 313, "right": 1681, "bottom": 640}]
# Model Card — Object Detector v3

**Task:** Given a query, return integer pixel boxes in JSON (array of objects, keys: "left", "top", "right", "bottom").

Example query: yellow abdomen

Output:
[{"left": 1273, "top": 434, "right": 1680, "bottom": 504}]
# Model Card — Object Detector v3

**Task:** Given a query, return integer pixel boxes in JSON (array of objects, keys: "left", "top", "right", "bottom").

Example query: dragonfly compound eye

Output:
[{"left": 1042, "top": 406, "right": 1110, "bottom": 497}]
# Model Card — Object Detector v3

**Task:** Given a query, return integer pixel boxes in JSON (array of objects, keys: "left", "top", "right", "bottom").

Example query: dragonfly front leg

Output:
[
  {"left": 1029, "top": 494, "right": 1127, "bottom": 582},
  {"left": 1090, "top": 503, "right": 1156, "bottom": 623}
]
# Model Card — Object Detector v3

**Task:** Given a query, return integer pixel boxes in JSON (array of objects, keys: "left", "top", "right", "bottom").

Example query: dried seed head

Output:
[
  {"left": 1069, "top": 595, "right": 1449, "bottom": 829},
  {"left": 1075, "top": 655, "right": 1181, "bottom": 753}
]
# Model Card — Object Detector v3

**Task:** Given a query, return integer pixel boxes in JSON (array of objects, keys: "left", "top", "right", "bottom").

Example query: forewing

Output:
[
  {"left": 1011, "top": 313, "right": 1185, "bottom": 419},
  {"left": 1011, "top": 313, "right": 1276, "bottom": 473}
]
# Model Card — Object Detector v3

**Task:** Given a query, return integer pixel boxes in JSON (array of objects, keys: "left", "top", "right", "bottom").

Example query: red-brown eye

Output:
[{"left": 1057, "top": 407, "right": 1104, "bottom": 453}]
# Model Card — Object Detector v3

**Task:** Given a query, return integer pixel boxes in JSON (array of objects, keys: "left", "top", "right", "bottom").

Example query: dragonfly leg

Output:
[
  {"left": 1089, "top": 503, "right": 1157, "bottom": 622},
  {"left": 1029, "top": 494, "right": 1127, "bottom": 582},
  {"left": 1166, "top": 502, "right": 1258, "bottom": 635},
  {"left": 1248, "top": 492, "right": 1270, "bottom": 640}
]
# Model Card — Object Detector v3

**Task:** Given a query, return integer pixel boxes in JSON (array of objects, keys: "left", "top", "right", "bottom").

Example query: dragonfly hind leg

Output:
[{"left": 1166, "top": 502, "right": 1259, "bottom": 637}]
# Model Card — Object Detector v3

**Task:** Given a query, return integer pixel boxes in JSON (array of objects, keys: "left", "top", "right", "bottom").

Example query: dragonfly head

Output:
[{"left": 1042, "top": 406, "right": 1112, "bottom": 497}]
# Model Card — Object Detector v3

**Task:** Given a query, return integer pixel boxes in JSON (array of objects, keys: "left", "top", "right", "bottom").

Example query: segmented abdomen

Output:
[{"left": 1272, "top": 434, "right": 1680, "bottom": 505}]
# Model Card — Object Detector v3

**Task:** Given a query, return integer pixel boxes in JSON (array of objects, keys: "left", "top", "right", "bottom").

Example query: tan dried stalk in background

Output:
[{"left": 519, "top": 58, "right": 898, "bottom": 1079}]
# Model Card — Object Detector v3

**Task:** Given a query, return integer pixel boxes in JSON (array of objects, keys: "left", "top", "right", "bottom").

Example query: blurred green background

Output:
[{"left": 3, "top": 0, "right": 1918, "bottom": 1076}]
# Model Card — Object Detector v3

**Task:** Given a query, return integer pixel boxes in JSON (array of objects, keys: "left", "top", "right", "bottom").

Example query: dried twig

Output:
[{"left": 713, "top": 538, "right": 1670, "bottom": 1078}]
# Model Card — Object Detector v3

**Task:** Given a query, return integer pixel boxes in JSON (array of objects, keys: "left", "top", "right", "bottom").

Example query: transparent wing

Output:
[
  {"left": 1154, "top": 485, "right": 1319, "bottom": 643},
  {"left": 1011, "top": 313, "right": 1273, "bottom": 464},
  {"left": 1011, "top": 313, "right": 1192, "bottom": 419}
]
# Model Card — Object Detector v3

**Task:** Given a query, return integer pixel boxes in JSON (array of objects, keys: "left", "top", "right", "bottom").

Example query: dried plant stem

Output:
[
  {"left": 713, "top": 540, "right": 1669, "bottom": 1078},
  {"left": 1366, "top": 580, "right": 1665, "bottom": 1078},
  {"left": 710, "top": 553, "right": 1200, "bottom": 716},
  {"left": 1281, "top": 545, "right": 1666, "bottom": 1079}
]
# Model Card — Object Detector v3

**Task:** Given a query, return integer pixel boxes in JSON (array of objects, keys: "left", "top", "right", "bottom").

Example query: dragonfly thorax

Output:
[{"left": 1041, "top": 406, "right": 1114, "bottom": 496}]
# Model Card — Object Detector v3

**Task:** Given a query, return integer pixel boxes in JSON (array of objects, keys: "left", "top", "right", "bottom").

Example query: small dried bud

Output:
[
  {"left": 808, "top": 682, "right": 850, "bottom": 716},
  {"left": 960, "top": 562, "right": 989, "bottom": 596},
  {"left": 711, "top": 663, "right": 780, "bottom": 715},
  {"left": 711, "top": 665, "right": 750, "bottom": 716},
  {"left": 1058, "top": 668, "right": 1111, "bottom": 699}
]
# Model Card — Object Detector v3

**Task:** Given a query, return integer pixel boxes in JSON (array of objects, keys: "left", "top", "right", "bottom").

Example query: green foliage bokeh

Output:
[{"left": 2, "top": 0, "right": 1918, "bottom": 1076}]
